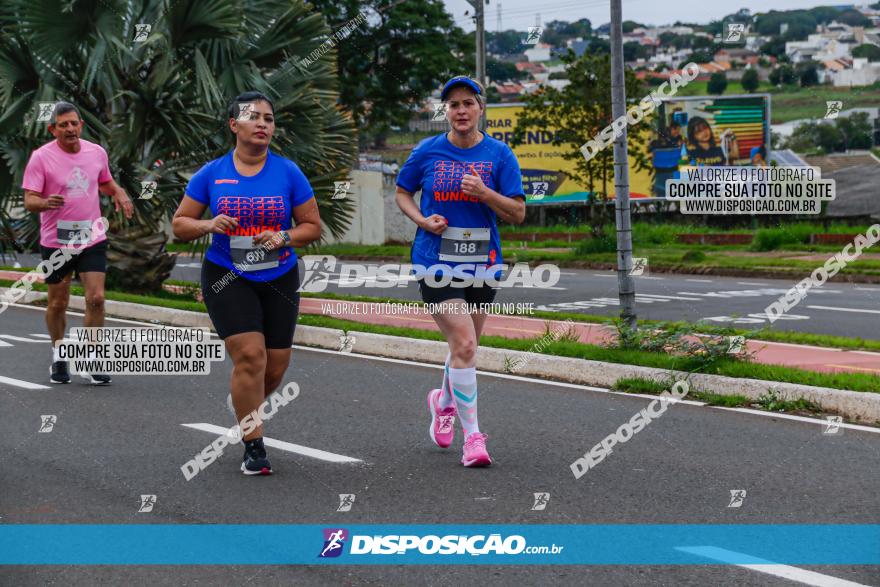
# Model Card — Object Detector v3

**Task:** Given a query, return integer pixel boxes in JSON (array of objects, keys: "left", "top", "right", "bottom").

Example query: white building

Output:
[
  {"left": 832, "top": 57, "right": 880, "bottom": 86},
  {"left": 524, "top": 43, "right": 552, "bottom": 63}
]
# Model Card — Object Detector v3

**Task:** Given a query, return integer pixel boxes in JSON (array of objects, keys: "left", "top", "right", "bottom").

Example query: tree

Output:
[
  {"left": 0, "top": 0, "right": 357, "bottom": 293},
  {"left": 623, "top": 42, "right": 649, "bottom": 62},
  {"left": 308, "top": 0, "right": 470, "bottom": 148},
  {"left": 760, "top": 36, "right": 787, "bottom": 60},
  {"left": 622, "top": 21, "right": 645, "bottom": 33},
  {"left": 684, "top": 51, "right": 714, "bottom": 65},
  {"left": 837, "top": 9, "right": 871, "bottom": 27},
  {"left": 853, "top": 44, "right": 880, "bottom": 62},
  {"left": 510, "top": 50, "right": 651, "bottom": 237},
  {"left": 837, "top": 112, "right": 873, "bottom": 150},
  {"left": 741, "top": 68, "right": 760, "bottom": 92},
  {"left": 798, "top": 63, "right": 819, "bottom": 87},
  {"left": 769, "top": 64, "right": 798, "bottom": 85},
  {"left": 708, "top": 72, "right": 728, "bottom": 95},
  {"left": 487, "top": 58, "right": 520, "bottom": 83},
  {"left": 487, "top": 30, "right": 528, "bottom": 56}
]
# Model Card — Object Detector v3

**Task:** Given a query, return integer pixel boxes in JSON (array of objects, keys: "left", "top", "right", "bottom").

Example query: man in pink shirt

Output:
[{"left": 22, "top": 102, "right": 134, "bottom": 385}]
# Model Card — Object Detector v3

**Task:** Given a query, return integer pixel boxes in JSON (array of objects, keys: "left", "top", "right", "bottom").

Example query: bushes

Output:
[
  {"left": 681, "top": 250, "right": 707, "bottom": 263},
  {"left": 575, "top": 232, "right": 617, "bottom": 254},
  {"left": 751, "top": 224, "right": 814, "bottom": 251}
]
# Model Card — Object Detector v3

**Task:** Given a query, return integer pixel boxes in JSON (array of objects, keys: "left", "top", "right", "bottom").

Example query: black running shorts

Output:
[
  {"left": 417, "top": 276, "right": 498, "bottom": 306},
  {"left": 201, "top": 259, "right": 301, "bottom": 348},
  {"left": 39, "top": 240, "right": 108, "bottom": 284}
]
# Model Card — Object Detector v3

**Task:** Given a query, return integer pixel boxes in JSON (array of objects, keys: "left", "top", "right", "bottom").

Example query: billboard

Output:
[
  {"left": 486, "top": 95, "right": 771, "bottom": 204},
  {"left": 485, "top": 104, "right": 653, "bottom": 205},
  {"left": 649, "top": 94, "right": 771, "bottom": 198}
]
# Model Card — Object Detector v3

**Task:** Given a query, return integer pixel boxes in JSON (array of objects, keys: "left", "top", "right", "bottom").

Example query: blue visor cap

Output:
[{"left": 441, "top": 77, "right": 482, "bottom": 101}]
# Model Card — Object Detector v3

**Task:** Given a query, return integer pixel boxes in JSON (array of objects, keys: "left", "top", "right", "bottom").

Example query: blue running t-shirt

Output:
[
  {"left": 395, "top": 131, "right": 524, "bottom": 275},
  {"left": 185, "top": 150, "right": 314, "bottom": 282}
]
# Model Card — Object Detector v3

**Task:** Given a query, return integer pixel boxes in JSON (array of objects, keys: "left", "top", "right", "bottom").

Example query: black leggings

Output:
[{"left": 201, "top": 260, "right": 300, "bottom": 348}]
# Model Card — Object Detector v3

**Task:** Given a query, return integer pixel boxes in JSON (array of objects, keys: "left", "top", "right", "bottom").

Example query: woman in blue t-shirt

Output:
[
  {"left": 395, "top": 76, "right": 526, "bottom": 468},
  {"left": 172, "top": 91, "right": 322, "bottom": 476}
]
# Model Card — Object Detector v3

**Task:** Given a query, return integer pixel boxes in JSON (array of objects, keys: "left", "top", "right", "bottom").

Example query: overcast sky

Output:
[{"left": 444, "top": 0, "right": 860, "bottom": 32}]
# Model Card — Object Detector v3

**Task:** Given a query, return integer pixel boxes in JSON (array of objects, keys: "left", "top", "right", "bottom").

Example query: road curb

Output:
[{"left": 5, "top": 288, "right": 879, "bottom": 424}]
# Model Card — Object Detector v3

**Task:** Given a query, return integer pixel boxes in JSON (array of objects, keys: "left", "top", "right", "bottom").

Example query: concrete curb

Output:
[{"left": 4, "top": 288, "right": 879, "bottom": 424}]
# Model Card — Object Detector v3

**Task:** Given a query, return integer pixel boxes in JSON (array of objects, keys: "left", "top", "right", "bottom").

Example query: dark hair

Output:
[
  {"left": 227, "top": 91, "right": 275, "bottom": 120},
  {"left": 669, "top": 120, "right": 681, "bottom": 129},
  {"left": 50, "top": 101, "right": 81, "bottom": 125},
  {"left": 687, "top": 116, "right": 715, "bottom": 147}
]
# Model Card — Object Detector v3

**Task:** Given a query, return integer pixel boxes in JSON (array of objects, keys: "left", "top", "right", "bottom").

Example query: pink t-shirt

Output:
[{"left": 21, "top": 139, "right": 111, "bottom": 248}]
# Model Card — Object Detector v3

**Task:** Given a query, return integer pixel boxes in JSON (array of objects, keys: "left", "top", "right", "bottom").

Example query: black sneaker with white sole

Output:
[
  {"left": 50, "top": 361, "right": 71, "bottom": 384},
  {"left": 80, "top": 373, "right": 112, "bottom": 385},
  {"left": 241, "top": 438, "right": 272, "bottom": 475}
]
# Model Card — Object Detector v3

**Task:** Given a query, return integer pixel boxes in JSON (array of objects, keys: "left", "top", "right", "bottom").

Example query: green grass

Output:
[
  {"left": 5, "top": 277, "right": 878, "bottom": 392},
  {"left": 613, "top": 376, "right": 751, "bottom": 407},
  {"left": 612, "top": 376, "right": 822, "bottom": 412},
  {"left": 675, "top": 81, "right": 880, "bottom": 124}
]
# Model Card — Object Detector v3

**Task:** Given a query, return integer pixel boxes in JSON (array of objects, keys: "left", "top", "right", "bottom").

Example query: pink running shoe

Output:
[
  {"left": 461, "top": 432, "right": 492, "bottom": 467},
  {"left": 427, "top": 389, "right": 456, "bottom": 448}
]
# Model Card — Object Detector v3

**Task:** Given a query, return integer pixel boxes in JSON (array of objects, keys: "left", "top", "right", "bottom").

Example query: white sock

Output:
[
  {"left": 448, "top": 366, "right": 479, "bottom": 436},
  {"left": 52, "top": 346, "right": 63, "bottom": 362},
  {"left": 438, "top": 354, "right": 455, "bottom": 409}
]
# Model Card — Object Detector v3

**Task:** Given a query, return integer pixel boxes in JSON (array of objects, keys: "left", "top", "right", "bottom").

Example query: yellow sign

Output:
[{"left": 485, "top": 104, "right": 654, "bottom": 204}]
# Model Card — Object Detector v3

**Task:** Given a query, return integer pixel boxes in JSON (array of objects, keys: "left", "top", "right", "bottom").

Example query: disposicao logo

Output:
[{"left": 319, "top": 528, "right": 348, "bottom": 558}]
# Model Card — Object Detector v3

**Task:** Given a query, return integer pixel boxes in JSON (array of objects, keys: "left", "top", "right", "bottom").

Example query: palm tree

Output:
[{"left": 0, "top": 0, "right": 356, "bottom": 292}]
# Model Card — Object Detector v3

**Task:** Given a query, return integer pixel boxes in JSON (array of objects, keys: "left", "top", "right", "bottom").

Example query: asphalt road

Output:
[
  {"left": 1, "top": 304, "right": 878, "bottom": 585},
  {"left": 5, "top": 253, "right": 879, "bottom": 339}
]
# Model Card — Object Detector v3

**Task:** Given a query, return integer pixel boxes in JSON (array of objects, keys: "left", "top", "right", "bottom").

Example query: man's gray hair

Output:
[{"left": 50, "top": 102, "right": 81, "bottom": 125}]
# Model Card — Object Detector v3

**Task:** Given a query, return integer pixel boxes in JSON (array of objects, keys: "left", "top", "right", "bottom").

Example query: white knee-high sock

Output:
[
  {"left": 448, "top": 366, "right": 479, "bottom": 436},
  {"left": 438, "top": 353, "right": 455, "bottom": 409}
]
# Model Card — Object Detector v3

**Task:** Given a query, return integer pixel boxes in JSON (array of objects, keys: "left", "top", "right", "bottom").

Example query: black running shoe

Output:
[
  {"left": 241, "top": 438, "right": 272, "bottom": 476},
  {"left": 80, "top": 373, "right": 112, "bottom": 385},
  {"left": 49, "top": 361, "right": 70, "bottom": 384}
]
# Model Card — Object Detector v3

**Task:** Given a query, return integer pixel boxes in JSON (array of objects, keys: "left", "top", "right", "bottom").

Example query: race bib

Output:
[
  {"left": 56, "top": 220, "right": 92, "bottom": 246},
  {"left": 438, "top": 227, "right": 490, "bottom": 263},
  {"left": 229, "top": 236, "right": 279, "bottom": 272}
]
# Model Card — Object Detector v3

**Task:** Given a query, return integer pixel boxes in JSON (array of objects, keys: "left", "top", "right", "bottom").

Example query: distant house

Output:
[
  {"left": 492, "top": 82, "right": 526, "bottom": 102},
  {"left": 831, "top": 57, "right": 880, "bottom": 86},
  {"left": 515, "top": 62, "right": 547, "bottom": 76},
  {"left": 524, "top": 43, "right": 552, "bottom": 63},
  {"left": 714, "top": 48, "right": 759, "bottom": 66}
]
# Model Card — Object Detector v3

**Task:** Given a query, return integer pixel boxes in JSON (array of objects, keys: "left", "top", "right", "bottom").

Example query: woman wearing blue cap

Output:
[{"left": 395, "top": 76, "right": 526, "bottom": 467}]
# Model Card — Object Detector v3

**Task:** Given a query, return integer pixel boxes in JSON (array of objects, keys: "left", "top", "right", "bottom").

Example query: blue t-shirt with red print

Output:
[
  {"left": 395, "top": 131, "right": 524, "bottom": 274},
  {"left": 184, "top": 150, "right": 314, "bottom": 282}
]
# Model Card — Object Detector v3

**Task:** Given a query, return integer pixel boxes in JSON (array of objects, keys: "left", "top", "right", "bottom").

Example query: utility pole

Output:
[
  {"left": 466, "top": 0, "right": 487, "bottom": 130},
  {"left": 466, "top": 0, "right": 487, "bottom": 88},
  {"left": 610, "top": 0, "right": 637, "bottom": 328}
]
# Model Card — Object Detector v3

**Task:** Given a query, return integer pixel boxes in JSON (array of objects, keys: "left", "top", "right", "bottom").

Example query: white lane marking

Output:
[
  {"left": 636, "top": 276, "right": 664, "bottom": 280},
  {"left": 294, "top": 346, "right": 879, "bottom": 434},
  {"left": 176, "top": 262, "right": 202, "bottom": 268},
  {"left": 853, "top": 287, "right": 879, "bottom": 291},
  {"left": 686, "top": 278, "right": 714, "bottom": 283},
  {"left": 181, "top": 423, "right": 362, "bottom": 463},
  {"left": 29, "top": 334, "right": 51, "bottom": 338},
  {"left": 0, "top": 334, "right": 51, "bottom": 344},
  {"left": 637, "top": 293, "right": 703, "bottom": 301},
  {"left": 807, "top": 305, "right": 880, "bottom": 315},
  {"left": 7, "top": 303, "right": 878, "bottom": 435},
  {"left": 0, "top": 375, "right": 50, "bottom": 390},
  {"left": 592, "top": 273, "right": 615, "bottom": 278},
  {"left": 675, "top": 546, "right": 871, "bottom": 586},
  {"left": 709, "top": 407, "right": 880, "bottom": 434},
  {"left": 737, "top": 281, "right": 769, "bottom": 286}
]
